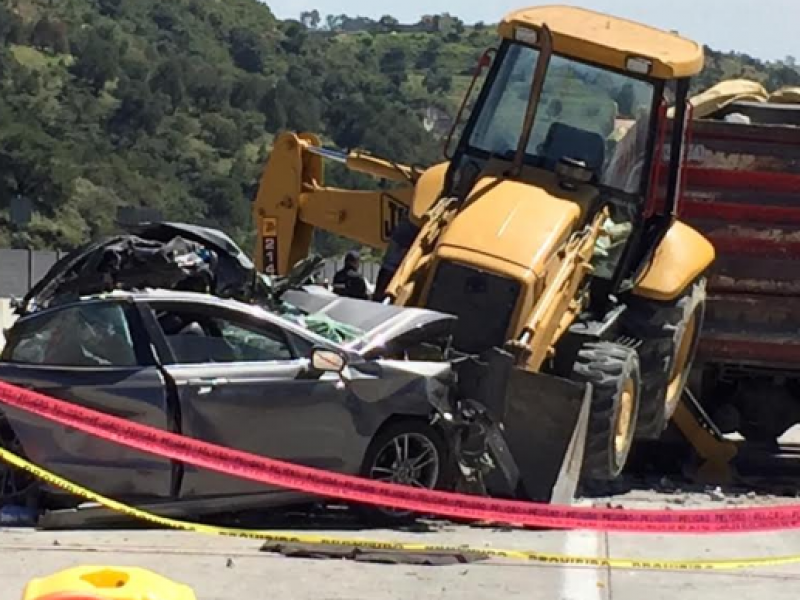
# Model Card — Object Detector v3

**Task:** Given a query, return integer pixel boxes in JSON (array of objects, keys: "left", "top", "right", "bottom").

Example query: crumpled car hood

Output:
[{"left": 281, "top": 290, "right": 456, "bottom": 359}]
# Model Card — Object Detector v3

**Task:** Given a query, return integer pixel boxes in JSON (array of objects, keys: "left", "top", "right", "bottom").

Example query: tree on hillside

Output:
[
  {"left": 97, "top": 0, "right": 125, "bottom": 18},
  {"left": 0, "top": 5, "right": 21, "bottom": 44},
  {"left": 149, "top": 59, "right": 186, "bottom": 110},
  {"left": 151, "top": 3, "right": 179, "bottom": 32},
  {"left": 415, "top": 37, "right": 443, "bottom": 69},
  {"left": 110, "top": 80, "right": 169, "bottom": 137},
  {"left": 768, "top": 65, "right": 800, "bottom": 90},
  {"left": 423, "top": 68, "right": 453, "bottom": 94},
  {"left": 70, "top": 28, "right": 121, "bottom": 93},
  {"left": 300, "top": 10, "right": 321, "bottom": 30},
  {"left": 325, "top": 14, "right": 346, "bottom": 32},
  {"left": 379, "top": 16, "right": 400, "bottom": 32},
  {"left": 279, "top": 20, "right": 307, "bottom": 54},
  {"left": 185, "top": 64, "right": 232, "bottom": 111},
  {"left": 229, "top": 27, "right": 266, "bottom": 73},
  {"left": 380, "top": 47, "right": 408, "bottom": 87},
  {"left": 194, "top": 172, "right": 249, "bottom": 228},
  {"left": 31, "top": 17, "right": 70, "bottom": 54},
  {"left": 200, "top": 113, "right": 242, "bottom": 156},
  {"left": 0, "top": 126, "right": 74, "bottom": 214},
  {"left": 230, "top": 73, "right": 268, "bottom": 111}
]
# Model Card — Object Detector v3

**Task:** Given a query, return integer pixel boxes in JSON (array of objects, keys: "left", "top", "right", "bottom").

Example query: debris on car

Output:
[
  {"left": 3, "top": 222, "right": 562, "bottom": 515},
  {"left": 0, "top": 288, "right": 513, "bottom": 526},
  {"left": 13, "top": 222, "right": 362, "bottom": 346}
]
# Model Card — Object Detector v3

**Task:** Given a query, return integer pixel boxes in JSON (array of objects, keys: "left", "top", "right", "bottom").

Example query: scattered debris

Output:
[{"left": 260, "top": 542, "right": 488, "bottom": 566}]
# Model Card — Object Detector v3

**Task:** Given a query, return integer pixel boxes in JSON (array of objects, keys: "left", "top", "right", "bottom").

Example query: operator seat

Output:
[{"left": 540, "top": 122, "right": 606, "bottom": 179}]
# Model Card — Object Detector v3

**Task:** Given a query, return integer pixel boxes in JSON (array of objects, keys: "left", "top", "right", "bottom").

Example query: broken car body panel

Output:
[
  {"left": 16, "top": 223, "right": 273, "bottom": 317},
  {"left": 0, "top": 290, "right": 479, "bottom": 517}
]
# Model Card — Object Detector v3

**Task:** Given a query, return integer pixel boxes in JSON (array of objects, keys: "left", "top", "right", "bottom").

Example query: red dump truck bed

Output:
[{"left": 680, "top": 108, "right": 800, "bottom": 373}]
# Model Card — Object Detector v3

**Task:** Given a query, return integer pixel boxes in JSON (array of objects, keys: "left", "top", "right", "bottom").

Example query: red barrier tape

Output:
[{"left": 2, "top": 380, "right": 800, "bottom": 534}]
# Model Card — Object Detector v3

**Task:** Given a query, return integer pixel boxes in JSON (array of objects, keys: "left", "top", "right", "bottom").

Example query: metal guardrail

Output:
[{"left": 0, "top": 249, "right": 67, "bottom": 299}]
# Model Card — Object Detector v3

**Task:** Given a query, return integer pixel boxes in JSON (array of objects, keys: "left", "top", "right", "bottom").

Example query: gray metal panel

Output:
[
  {"left": 0, "top": 249, "right": 29, "bottom": 298},
  {"left": 31, "top": 251, "right": 58, "bottom": 289}
]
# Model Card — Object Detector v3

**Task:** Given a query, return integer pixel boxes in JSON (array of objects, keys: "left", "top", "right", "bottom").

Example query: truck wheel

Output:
[
  {"left": 622, "top": 279, "right": 706, "bottom": 440},
  {"left": 573, "top": 342, "right": 641, "bottom": 481}
]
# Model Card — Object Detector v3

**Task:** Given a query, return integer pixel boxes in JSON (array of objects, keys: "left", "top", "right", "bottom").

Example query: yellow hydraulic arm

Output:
[{"left": 252, "top": 132, "right": 418, "bottom": 276}]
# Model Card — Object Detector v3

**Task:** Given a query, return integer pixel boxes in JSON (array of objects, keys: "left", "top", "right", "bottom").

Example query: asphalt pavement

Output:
[{"left": 3, "top": 520, "right": 800, "bottom": 600}]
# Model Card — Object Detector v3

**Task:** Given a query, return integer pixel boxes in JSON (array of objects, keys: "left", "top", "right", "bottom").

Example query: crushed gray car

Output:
[
  {"left": 1, "top": 222, "right": 584, "bottom": 522},
  {"left": 0, "top": 288, "right": 506, "bottom": 525}
]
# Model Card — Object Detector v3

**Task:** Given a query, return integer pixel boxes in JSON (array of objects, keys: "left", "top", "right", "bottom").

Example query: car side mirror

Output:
[{"left": 311, "top": 348, "right": 347, "bottom": 374}]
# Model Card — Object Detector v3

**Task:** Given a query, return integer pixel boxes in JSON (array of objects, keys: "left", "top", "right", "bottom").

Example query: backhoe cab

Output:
[{"left": 254, "top": 6, "right": 714, "bottom": 500}]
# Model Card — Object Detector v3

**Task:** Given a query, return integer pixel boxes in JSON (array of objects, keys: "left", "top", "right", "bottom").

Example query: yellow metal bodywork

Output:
[
  {"left": 253, "top": 132, "right": 416, "bottom": 275},
  {"left": 23, "top": 566, "right": 196, "bottom": 600},
  {"left": 499, "top": 5, "right": 704, "bottom": 79},
  {"left": 411, "top": 162, "right": 449, "bottom": 222},
  {"left": 680, "top": 79, "right": 768, "bottom": 119},
  {"left": 386, "top": 172, "right": 602, "bottom": 371},
  {"left": 431, "top": 175, "right": 584, "bottom": 272},
  {"left": 769, "top": 86, "right": 800, "bottom": 104},
  {"left": 633, "top": 220, "right": 716, "bottom": 302},
  {"left": 346, "top": 150, "right": 417, "bottom": 184}
]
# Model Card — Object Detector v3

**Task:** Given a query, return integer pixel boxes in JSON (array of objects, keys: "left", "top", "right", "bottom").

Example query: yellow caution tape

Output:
[{"left": 2, "top": 446, "right": 800, "bottom": 572}]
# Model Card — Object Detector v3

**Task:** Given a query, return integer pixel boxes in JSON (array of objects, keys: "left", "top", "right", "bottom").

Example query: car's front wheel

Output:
[
  {"left": 357, "top": 420, "right": 454, "bottom": 523},
  {"left": 0, "top": 415, "right": 37, "bottom": 507}
]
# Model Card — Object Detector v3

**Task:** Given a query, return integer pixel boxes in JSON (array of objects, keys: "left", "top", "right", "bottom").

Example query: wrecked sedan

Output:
[{"left": 0, "top": 289, "right": 475, "bottom": 522}]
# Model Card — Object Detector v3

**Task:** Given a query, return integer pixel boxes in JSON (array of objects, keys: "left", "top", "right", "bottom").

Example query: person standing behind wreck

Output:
[{"left": 332, "top": 250, "right": 369, "bottom": 300}]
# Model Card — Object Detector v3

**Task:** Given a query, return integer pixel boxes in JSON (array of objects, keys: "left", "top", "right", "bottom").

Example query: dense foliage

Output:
[{"left": 0, "top": 0, "right": 797, "bottom": 255}]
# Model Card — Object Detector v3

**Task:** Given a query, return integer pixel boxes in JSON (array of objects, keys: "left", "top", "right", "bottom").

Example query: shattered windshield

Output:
[{"left": 468, "top": 43, "right": 656, "bottom": 195}]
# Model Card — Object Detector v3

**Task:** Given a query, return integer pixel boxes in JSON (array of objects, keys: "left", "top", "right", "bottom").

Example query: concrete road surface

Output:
[{"left": 3, "top": 522, "right": 800, "bottom": 600}]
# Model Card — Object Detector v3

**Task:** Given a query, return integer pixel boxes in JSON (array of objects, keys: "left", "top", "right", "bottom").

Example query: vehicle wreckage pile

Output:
[{"left": 0, "top": 221, "right": 547, "bottom": 526}]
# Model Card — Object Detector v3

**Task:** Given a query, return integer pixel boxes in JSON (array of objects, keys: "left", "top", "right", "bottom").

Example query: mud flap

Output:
[{"left": 455, "top": 350, "right": 591, "bottom": 504}]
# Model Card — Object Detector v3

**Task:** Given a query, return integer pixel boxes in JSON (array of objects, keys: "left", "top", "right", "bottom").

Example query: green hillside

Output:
[{"left": 0, "top": 0, "right": 797, "bottom": 254}]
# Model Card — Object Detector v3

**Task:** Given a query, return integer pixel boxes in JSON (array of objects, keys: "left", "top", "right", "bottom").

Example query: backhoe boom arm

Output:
[{"left": 253, "top": 132, "right": 415, "bottom": 276}]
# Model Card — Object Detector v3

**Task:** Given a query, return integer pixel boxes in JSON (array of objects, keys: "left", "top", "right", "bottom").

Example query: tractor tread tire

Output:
[
  {"left": 572, "top": 342, "right": 641, "bottom": 482},
  {"left": 622, "top": 279, "right": 707, "bottom": 440}
]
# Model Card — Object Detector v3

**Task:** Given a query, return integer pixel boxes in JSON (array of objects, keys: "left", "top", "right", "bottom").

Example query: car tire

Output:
[
  {"left": 621, "top": 279, "right": 707, "bottom": 440},
  {"left": 573, "top": 342, "right": 641, "bottom": 482},
  {"left": 0, "top": 414, "right": 38, "bottom": 506},
  {"left": 356, "top": 419, "right": 455, "bottom": 525}
]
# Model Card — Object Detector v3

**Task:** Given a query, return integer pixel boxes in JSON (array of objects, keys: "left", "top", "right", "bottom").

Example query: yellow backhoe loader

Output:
[{"left": 253, "top": 6, "right": 714, "bottom": 500}]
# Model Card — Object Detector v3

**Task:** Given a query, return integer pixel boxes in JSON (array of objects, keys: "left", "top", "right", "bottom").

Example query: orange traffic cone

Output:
[{"left": 22, "top": 566, "right": 197, "bottom": 600}]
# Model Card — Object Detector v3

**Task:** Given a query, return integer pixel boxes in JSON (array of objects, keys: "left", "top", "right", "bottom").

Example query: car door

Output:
[
  {"left": 0, "top": 300, "right": 174, "bottom": 499},
  {"left": 142, "top": 301, "right": 365, "bottom": 499}
]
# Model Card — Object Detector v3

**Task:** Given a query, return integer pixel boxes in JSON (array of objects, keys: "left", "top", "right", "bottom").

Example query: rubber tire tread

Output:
[
  {"left": 573, "top": 342, "right": 641, "bottom": 482},
  {"left": 357, "top": 419, "right": 455, "bottom": 525},
  {"left": 621, "top": 279, "right": 707, "bottom": 440}
]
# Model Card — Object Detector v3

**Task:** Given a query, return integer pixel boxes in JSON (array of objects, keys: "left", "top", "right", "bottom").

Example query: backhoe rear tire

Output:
[
  {"left": 621, "top": 279, "right": 707, "bottom": 440},
  {"left": 572, "top": 342, "right": 641, "bottom": 482}
]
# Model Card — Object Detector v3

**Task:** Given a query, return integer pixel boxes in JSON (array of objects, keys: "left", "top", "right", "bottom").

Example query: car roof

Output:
[{"left": 14, "top": 289, "right": 343, "bottom": 350}]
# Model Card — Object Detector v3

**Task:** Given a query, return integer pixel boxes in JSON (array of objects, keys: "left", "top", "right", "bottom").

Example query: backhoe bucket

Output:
[{"left": 456, "top": 350, "right": 591, "bottom": 504}]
